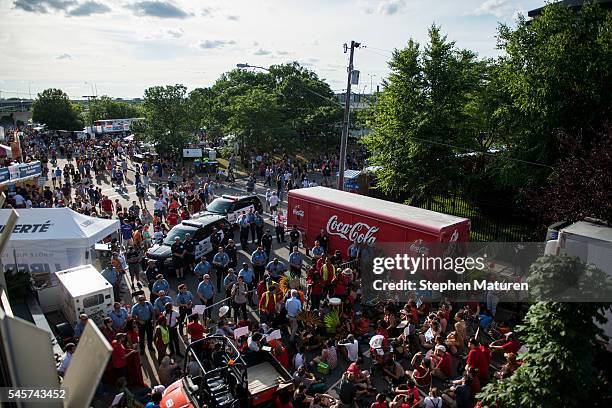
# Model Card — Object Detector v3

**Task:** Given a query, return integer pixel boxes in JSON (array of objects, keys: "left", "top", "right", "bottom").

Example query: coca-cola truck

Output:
[{"left": 287, "top": 187, "right": 470, "bottom": 255}]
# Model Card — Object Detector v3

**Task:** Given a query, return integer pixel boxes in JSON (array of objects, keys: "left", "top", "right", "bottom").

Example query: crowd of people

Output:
[{"left": 3, "top": 126, "right": 525, "bottom": 408}]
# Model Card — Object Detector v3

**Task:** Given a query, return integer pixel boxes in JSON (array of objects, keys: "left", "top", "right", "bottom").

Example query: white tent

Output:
[
  {"left": 0, "top": 208, "right": 119, "bottom": 274},
  {"left": 0, "top": 208, "right": 119, "bottom": 312}
]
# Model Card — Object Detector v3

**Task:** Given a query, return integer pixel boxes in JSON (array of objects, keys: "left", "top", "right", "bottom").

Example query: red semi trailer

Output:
[{"left": 287, "top": 187, "right": 470, "bottom": 255}]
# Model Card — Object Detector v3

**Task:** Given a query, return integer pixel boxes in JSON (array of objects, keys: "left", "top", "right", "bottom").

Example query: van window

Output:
[{"left": 83, "top": 293, "right": 104, "bottom": 308}]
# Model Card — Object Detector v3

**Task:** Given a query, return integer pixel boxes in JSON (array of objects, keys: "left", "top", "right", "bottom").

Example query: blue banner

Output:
[
  {"left": 0, "top": 167, "right": 9, "bottom": 184},
  {"left": 18, "top": 162, "right": 42, "bottom": 179}
]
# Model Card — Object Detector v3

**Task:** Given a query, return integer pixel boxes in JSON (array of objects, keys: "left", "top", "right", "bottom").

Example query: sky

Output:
[{"left": 0, "top": 0, "right": 544, "bottom": 100}]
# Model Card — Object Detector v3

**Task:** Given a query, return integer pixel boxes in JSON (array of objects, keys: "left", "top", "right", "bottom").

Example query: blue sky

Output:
[{"left": 0, "top": 0, "right": 544, "bottom": 99}]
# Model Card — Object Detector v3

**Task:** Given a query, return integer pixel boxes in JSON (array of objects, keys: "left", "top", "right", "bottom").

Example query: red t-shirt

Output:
[
  {"left": 167, "top": 212, "right": 179, "bottom": 226},
  {"left": 347, "top": 362, "right": 361, "bottom": 375},
  {"left": 501, "top": 339, "right": 521, "bottom": 354},
  {"left": 414, "top": 365, "right": 431, "bottom": 386},
  {"left": 372, "top": 402, "right": 389, "bottom": 408},
  {"left": 101, "top": 199, "right": 113, "bottom": 212},
  {"left": 187, "top": 322, "right": 205, "bottom": 341},
  {"left": 436, "top": 352, "right": 453, "bottom": 377},
  {"left": 479, "top": 345, "right": 492, "bottom": 367},
  {"left": 275, "top": 348, "right": 289, "bottom": 370},
  {"left": 111, "top": 340, "right": 128, "bottom": 368},
  {"left": 467, "top": 348, "right": 489, "bottom": 380}
]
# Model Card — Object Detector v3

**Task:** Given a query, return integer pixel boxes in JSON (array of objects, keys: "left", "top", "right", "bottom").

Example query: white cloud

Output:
[
  {"left": 56, "top": 53, "right": 73, "bottom": 60},
  {"left": 473, "top": 0, "right": 512, "bottom": 18},
  {"left": 253, "top": 48, "right": 272, "bottom": 56},
  {"left": 197, "top": 39, "right": 236, "bottom": 49},
  {"left": 377, "top": 0, "right": 405, "bottom": 15}
]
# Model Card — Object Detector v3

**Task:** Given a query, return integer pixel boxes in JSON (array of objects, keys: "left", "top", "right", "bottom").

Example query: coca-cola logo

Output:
[
  {"left": 409, "top": 239, "right": 429, "bottom": 256},
  {"left": 292, "top": 205, "right": 305, "bottom": 218},
  {"left": 326, "top": 215, "right": 379, "bottom": 246}
]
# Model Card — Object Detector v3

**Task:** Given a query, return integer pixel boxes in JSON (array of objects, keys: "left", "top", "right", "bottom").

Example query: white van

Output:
[{"left": 56, "top": 265, "right": 114, "bottom": 327}]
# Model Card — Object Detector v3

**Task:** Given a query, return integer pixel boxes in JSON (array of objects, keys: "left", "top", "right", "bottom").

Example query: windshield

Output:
[
  {"left": 163, "top": 225, "right": 197, "bottom": 245},
  {"left": 206, "top": 198, "right": 233, "bottom": 215}
]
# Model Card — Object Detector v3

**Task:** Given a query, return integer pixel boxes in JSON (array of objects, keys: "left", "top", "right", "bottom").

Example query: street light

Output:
[{"left": 236, "top": 63, "right": 269, "bottom": 71}]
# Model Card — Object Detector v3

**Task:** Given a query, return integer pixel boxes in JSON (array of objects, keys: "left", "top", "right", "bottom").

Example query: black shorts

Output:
[{"left": 173, "top": 258, "right": 184, "bottom": 268}]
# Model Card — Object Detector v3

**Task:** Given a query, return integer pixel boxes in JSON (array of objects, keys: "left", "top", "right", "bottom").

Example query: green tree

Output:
[
  {"left": 496, "top": 2, "right": 612, "bottom": 188},
  {"left": 478, "top": 255, "right": 612, "bottom": 408},
  {"left": 189, "top": 63, "right": 342, "bottom": 155},
  {"left": 89, "top": 96, "right": 141, "bottom": 121},
  {"left": 362, "top": 26, "right": 481, "bottom": 203},
  {"left": 225, "top": 88, "right": 291, "bottom": 157},
  {"left": 132, "top": 84, "right": 194, "bottom": 158},
  {"left": 32, "top": 88, "right": 83, "bottom": 130}
]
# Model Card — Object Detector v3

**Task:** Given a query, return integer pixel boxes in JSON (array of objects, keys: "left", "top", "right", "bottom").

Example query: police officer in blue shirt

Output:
[
  {"left": 289, "top": 247, "right": 304, "bottom": 279},
  {"left": 194, "top": 256, "right": 211, "bottom": 281},
  {"left": 212, "top": 247, "right": 230, "bottom": 292},
  {"left": 348, "top": 241, "right": 360, "bottom": 261},
  {"left": 151, "top": 274, "right": 169, "bottom": 304},
  {"left": 108, "top": 302, "right": 129, "bottom": 331},
  {"left": 254, "top": 211, "right": 265, "bottom": 245},
  {"left": 266, "top": 258, "right": 287, "bottom": 279},
  {"left": 238, "top": 211, "right": 250, "bottom": 250},
  {"left": 131, "top": 295, "right": 155, "bottom": 352},
  {"left": 176, "top": 283, "right": 193, "bottom": 335},
  {"left": 247, "top": 209, "right": 256, "bottom": 244},
  {"left": 197, "top": 274, "right": 216, "bottom": 318},
  {"left": 153, "top": 290, "right": 173, "bottom": 317},
  {"left": 251, "top": 246, "right": 268, "bottom": 282}
]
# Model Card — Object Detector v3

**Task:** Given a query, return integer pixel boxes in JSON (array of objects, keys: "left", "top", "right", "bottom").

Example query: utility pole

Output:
[
  {"left": 338, "top": 40, "right": 360, "bottom": 190},
  {"left": 82, "top": 95, "right": 96, "bottom": 130}
]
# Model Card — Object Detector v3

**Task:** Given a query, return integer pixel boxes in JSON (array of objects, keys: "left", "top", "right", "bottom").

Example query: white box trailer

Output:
[
  {"left": 545, "top": 219, "right": 612, "bottom": 349},
  {"left": 56, "top": 264, "right": 114, "bottom": 328}
]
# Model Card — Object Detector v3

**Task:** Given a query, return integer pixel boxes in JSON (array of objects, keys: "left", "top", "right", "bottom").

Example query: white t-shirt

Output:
[
  {"left": 341, "top": 340, "right": 359, "bottom": 362},
  {"left": 269, "top": 195, "right": 279, "bottom": 207},
  {"left": 293, "top": 352, "right": 305, "bottom": 369}
]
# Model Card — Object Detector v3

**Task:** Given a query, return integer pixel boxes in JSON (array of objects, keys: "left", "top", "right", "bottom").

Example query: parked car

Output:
[
  {"left": 146, "top": 214, "right": 231, "bottom": 271},
  {"left": 204, "top": 194, "right": 263, "bottom": 224}
]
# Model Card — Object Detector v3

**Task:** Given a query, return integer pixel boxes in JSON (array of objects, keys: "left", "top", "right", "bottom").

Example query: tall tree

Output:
[
  {"left": 496, "top": 2, "right": 612, "bottom": 188},
  {"left": 225, "top": 88, "right": 291, "bottom": 157},
  {"left": 32, "top": 88, "right": 83, "bottom": 131},
  {"left": 89, "top": 96, "right": 141, "bottom": 121},
  {"left": 362, "top": 26, "right": 481, "bottom": 203},
  {"left": 132, "top": 84, "right": 194, "bottom": 158},
  {"left": 478, "top": 255, "right": 612, "bottom": 408}
]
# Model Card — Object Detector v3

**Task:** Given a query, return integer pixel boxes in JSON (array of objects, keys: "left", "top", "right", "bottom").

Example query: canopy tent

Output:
[{"left": 0, "top": 208, "right": 119, "bottom": 275}]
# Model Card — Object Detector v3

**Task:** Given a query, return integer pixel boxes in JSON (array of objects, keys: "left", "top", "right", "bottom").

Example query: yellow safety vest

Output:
[
  {"left": 157, "top": 325, "right": 169, "bottom": 344},
  {"left": 263, "top": 291, "right": 277, "bottom": 309},
  {"left": 322, "top": 264, "right": 335, "bottom": 282}
]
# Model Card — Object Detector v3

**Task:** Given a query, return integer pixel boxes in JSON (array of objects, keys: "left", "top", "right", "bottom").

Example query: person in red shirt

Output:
[
  {"left": 332, "top": 268, "right": 351, "bottom": 299},
  {"left": 272, "top": 342, "right": 289, "bottom": 370},
  {"left": 371, "top": 394, "right": 389, "bottom": 408},
  {"left": 111, "top": 333, "right": 137, "bottom": 379},
  {"left": 490, "top": 331, "right": 521, "bottom": 354},
  {"left": 431, "top": 345, "right": 452, "bottom": 379},
  {"left": 100, "top": 195, "right": 113, "bottom": 214},
  {"left": 466, "top": 338, "right": 489, "bottom": 382},
  {"left": 186, "top": 315, "right": 205, "bottom": 342},
  {"left": 166, "top": 210, "right": 179, "bottom": 227},
  {"left": 394, "top": 379, "right": 423, "bottom": 407},
  {"left": 259, "top": 285, "right": 279, "bottom": 323},
  {"left": 307, "top": 268, "right": 323, "bottom": 310},
  {"left": 409, "top": 352, "right": 431, "bottom": 386}
]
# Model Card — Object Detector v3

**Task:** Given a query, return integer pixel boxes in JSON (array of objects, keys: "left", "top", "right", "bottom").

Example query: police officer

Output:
[
  {"left": 225, "top": 238, "right": 238, "bottom": 269},
  {"left": 183, "top": 233, "right": 196, "bottom": 273},
  {"left": 261, "top": 229, "right": 273, "bottom": 260},
  {"left": 238, "top": 211, "right": 250, "bottom": 250},
  {"left": 289, "top": 225, "right": 301, "bottom": 252},
  {"left": 171, "top": 237, "right": 186, "bottom": 280},
  {"left": 254, "top": 211, "right": 265, "bottom": 245},
  {"left": 251, "top": 246, "right": 268, "bottom": 283}
]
